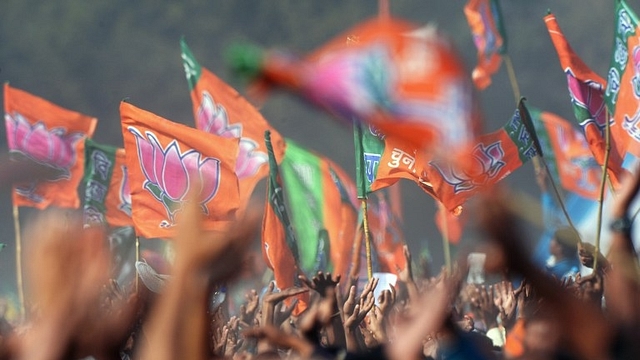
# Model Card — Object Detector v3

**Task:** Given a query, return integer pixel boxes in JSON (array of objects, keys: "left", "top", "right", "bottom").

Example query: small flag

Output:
[
  {"left": 464, "top": 0, "right": 507, "bottom": 89},
  {"left": 182, "top": 39, "right": 286, "bottom": 211},
  {"left": 120, "top": 101, "right": 240, "bottom": 239},
  {"left": 4, "top": 84, "right": 97, "bottom": 209}
]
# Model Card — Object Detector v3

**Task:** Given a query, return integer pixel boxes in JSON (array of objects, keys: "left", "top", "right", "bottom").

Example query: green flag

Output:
[{"left": 354, "top": 122, "right": 385, "bottom": 198}]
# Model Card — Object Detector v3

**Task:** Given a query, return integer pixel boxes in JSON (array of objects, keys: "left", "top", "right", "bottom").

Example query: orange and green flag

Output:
[
  {"left": 530, "top": 109, "right": 602, "bottom": 200},
  {"left": 181, "top": 39, "right": 286, "bottom": 211},
  {"left": 604, "top": 0, "right": 640, "bottom": 158},
  {"left": 82, "top": 139, "right": 133, "bottom": 228},
  {"left": 229, "top": 17, "right": 476, "bottom": 163},
  {"left": 120, "top": 101, "right": 240, "bottom": 239},
  {"left": 4, "top": 83, "right": 97, "bottom": 209},
  {"left": 545, "top": 13, "right": 627, "bottom": 187},
  {"left": 262, "top": 131, "right": 308, "bottom": 314},
  {"left": 464, "top": 0, "right": 507, "bottom": 89}
]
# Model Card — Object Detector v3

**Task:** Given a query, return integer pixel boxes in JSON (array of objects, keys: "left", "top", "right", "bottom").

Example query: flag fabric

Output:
[
  {"left": 364, "top": 191, "right": 407, "bottom": 274},
  {"left": 435, "top": 204, "right": 465, "bottom": 245},
  {"left": 262, "top": 131, "right": 308, "bottom": 314},
  {"left": 425, "top": 99, "right": 540, "bottom": 211},
  {"left": 230, "top": 17, "right": 476, "bottom": 162},
  {"left": 354, "top": 122, "right": 386, "bottom": 198},
  {"left": 545, "top": 13, "right": 627, "bottom": 187},
  {"left": 82, "top": 139, "right": 133, "bottom": 228},
  {"left": 464, "top": 0, "right": 507, "bottom": 89},
  {"left": 4, "top": 83, "right": 98, "bottom": 209},
  {"left": 529, "top": 109, "right": 602, "bottom": 200},
  {"left": 181, "top": 39, "right": 286, "bottom": 210},
  {"left": 279, "top": 139, "right": 359, "bottom": 279},
  {"left": 604, "top": 1, "right": 640, "bottom": 158},
  {"left": 120, "top": 101, "right": 240, "bottom": 239}
]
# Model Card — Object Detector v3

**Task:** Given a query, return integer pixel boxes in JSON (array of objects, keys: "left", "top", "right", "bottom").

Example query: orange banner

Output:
[
  {"left": 120, "top": 102, "right": 240, "bottom": 239},
  {"left": 4, "top": 84, "right": 97, "bottom": 209}
]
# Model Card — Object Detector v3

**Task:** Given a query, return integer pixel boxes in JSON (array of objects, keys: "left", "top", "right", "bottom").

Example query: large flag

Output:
[
  {"left": 4, "top": 84, "right": 97, "bottom": 209},
  {"left": 181, "top": 39, "right": 286, "bottom": 210},
  {"left": 279, "top": 140, "right": 358, "bottom": 278},
  {"left": 545, "top": 13, "right": 627, "bottom": 186},
  {"left": 367, "top": 190, "right": 407, "bottom": 274},
  {"left": 530, "top": 109, "right": 602, "bottom": 200},
  {"left": 425, "top": 100, "right": 540, "bottom": 211},
  {"left": 120, "top": 102, "right": 240, "bottom": 239},
  {"left": 82, "top": 139, "right": 133, "bottom": 228},
  {"left": 464, "top": 0, "right": 507, "bottom": 90},
  {"left": 230, "top": 17, "right": 476, "bottom": 162},
  {"left": 604, "top": 1, "right": 640, "bottom": 158},
  {"left": 262, "top": 131, "right": 308, "bottom": 313}
]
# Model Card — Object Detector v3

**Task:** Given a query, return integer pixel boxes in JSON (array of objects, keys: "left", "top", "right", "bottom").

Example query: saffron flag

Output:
[
  {"left": 426, "top": 99, "right": 540, "bottom": 211},
  {"left": 545, "top": 13, "right": 626, "bottom": 187},
  {"left": 464, "top": 0, "right": 507, "bottom": 89},
  {"left": 82, "top": 139, "right": 133, "bottom": 228},
  {"left": 530, "top": 109, "right": 602, "bottom": 200},
  {"left": 279, "top": 139, "right": 358, "bottom": 278},
  {"left": 182, "top": 39, "right": 286, "bottom": 210},
  {"left": 120, "top": 101, "right": 240, "bottom": 239},
  {"left": 367, "top": 190, "right": 407, "bottom": 274},
  {"left": 435, "top": 205, "right": 465, "bottom": 245},
  {"left": 262, "top": 131, "right": 308, "bottom": 313},
  {"left": 4, "top": 84, "right": 98, "bottom": 209},
  {"left": 604, "top": 1, "right": 640, "bottom": 158},
  {"left": 230, "top": 17, "right": 475, "bottom": 161}
]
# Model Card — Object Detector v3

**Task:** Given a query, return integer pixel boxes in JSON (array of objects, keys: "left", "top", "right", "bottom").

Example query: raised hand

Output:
[
  {"left": 493, "top": 280, "right": 517, "bottom": 328},
  {"left": 378, "top": 285, "right": 396, "bottom": 317},
  {"left": 298, "top": 271, "right": 340, "bottom": 298},
  {"left": 470, "top": 284, "right": 498, "bottom": 329},
  {"left": 240, "top": 289, "right": 259, "bottom": 325}
]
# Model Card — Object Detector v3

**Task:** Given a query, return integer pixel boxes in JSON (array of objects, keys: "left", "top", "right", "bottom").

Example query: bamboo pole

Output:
[
  {"left": 12, "top": 204, "right": 25, "bottom": 321},
  {"left": 438, "top": 203, "right": 452, "bottom": 273},
  {"left": 361, "top": 199, "right": 373, "bottom": 280},
  {"left": 593, "top": 112, "right": 613, "bottom": 272},
  {"left": 135, "top": 236, "right": 140, "bottom": 293}
]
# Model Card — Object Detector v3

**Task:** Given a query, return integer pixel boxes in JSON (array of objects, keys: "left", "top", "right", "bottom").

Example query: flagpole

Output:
[
  {"left": 378, "top": 0, "right": 389, "bottom": 20},
  {"left": 12, "top": 204, "right": 25, "bottom": 321},
  {"left": 438, "top": 203, "right": 452, "bottom": 273},
  {"left": 135, "top": 236, "right": 140, "bottom": 293},
  {"left": 361, "top": 199, "right": 373, "bottom": 280},
  {"left": 350, "top": 224, "right": 364, "bottom": 281},
  {"left": 593, "top": 112, "right": 612, "bottom": 272}
]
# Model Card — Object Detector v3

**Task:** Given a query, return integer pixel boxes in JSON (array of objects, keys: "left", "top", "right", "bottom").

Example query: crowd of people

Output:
[{"left": 0, "top": 164, "right": 639, "bottom": 360}]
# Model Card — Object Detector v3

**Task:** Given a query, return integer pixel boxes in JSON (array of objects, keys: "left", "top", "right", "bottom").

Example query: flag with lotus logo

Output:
[
  {"left": 279, "top": 139, "right": 358, "bottom": 278},
  {"left": 229, "top": 17, "right": 476, "bottom": 164},
  {"left": 181, "top": 39, "right": 286, "bottom": 211},
  {"left": 604, "top": 1, "right": 640, "bottom": 158},
  {"left": 464, "top": 0, "right": 507, "bottom": 90},
  {"left": 4, "top": 83, "right": 98, "bottom": 209},
  {"left": 262, "top": 130, "right": 308, "bottom": 314},
  {"left": 545, "top": 13, "right": 627, "bottom": 187},
  {"left": 120, "top": 101, "right": 240, "bottom": 239},
  {"left": 82, "top": 139, "right": 133, "bottom": 228},
  {"left": 529, "top": 109, "right": 602, "bottom": 200}
]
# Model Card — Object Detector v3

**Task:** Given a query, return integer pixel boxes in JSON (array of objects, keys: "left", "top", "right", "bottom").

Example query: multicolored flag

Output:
[
  {"left": 425, "top": 99, "right": 540, "bottom": 211},
  {"left": 545, "top": 13, "right": 627, "bottom": 187},
  {"left": 262, "top": 131, "right": 308, "bottom": 314},
  {"left": 604, "top": 1, "right": 640, "bottom": 158},
  {"left": 530, "top": 109, "right": 602, "bottom": 200},
  {"left": 464, "top": 0, "right": 507, "bottom": 89},
  {"left": 82, "top": 139, "right": 133, "bottom": 228},
  {"left": 120, "top": 101, "right": 240, "bottom": 239},
  {"left": 181, "top": 39, "right": 286, "bottom": 210},
  {"left": 279, "top": 139, "right": 358, "bottom": 278},
  {"left": 4, "top": 83, "right": 98, "bottom": 209},
  {"left": 229, "top": 17, "right": 476, "bottom": 162}
]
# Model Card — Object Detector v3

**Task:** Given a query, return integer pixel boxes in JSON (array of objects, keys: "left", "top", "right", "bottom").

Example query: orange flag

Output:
[
  {"left": 105, "top": 150, "right": 132, "bottom": 228},
  {"left": 4, "top": 84, "right": 97, "bottom": 209},
  {"left": 366, "top": 191, "right": 407, "bottom": 274},
  {"left": 182, "top": 39, "right": 286, "bottom": 211},
  {"left": 120, "top": 102, "right": 240, "bottom": 239}
]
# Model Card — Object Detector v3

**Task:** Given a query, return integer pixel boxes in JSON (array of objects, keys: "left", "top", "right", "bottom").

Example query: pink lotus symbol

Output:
[
  {"left": 5, "top": 112, "right": 84, "bottom": 179},
  {"left": 197, "top": 91, "right": 268, "bottom": 179},
  {"left": 128, "top": 127, "right": 221, "bottom": 226}
]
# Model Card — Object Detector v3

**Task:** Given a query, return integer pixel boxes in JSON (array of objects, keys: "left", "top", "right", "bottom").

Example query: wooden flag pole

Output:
[
  {"left": 12, "top": 204, "right": 25, "bottom": 321},
  {"left": 378, "top": 0, "right": 389, "bottom": 20},
  {"left": 438, "top": 203, "right": 452, "bottom": 273},
  {"left": 135, "top": 236, "right": 140, "bottom": 293},
  {"left": 361, "top": 199, "right": 373, "bottom": 280},
  {"left": 593, "top": 112, "right": 613, "bottom": 272}
]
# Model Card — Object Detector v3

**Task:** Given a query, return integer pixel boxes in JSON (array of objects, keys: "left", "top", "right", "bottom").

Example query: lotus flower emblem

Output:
[
  {"left": 129, "top": 127, "right": 221, "bottom": 227},
  {"left": 197, "top": 91, "right": 267, "bottom": 179},
  {"left": 5, "top": 112, "right": 84, "bottom": 179}
]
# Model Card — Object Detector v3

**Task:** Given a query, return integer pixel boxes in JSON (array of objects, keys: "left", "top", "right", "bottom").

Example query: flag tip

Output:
[
  {"left": 546, "top": 8, "right": 552, "bottom": 15},
  {"left": 121, "top": 97, "right": 131, "bottom": 103}
]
